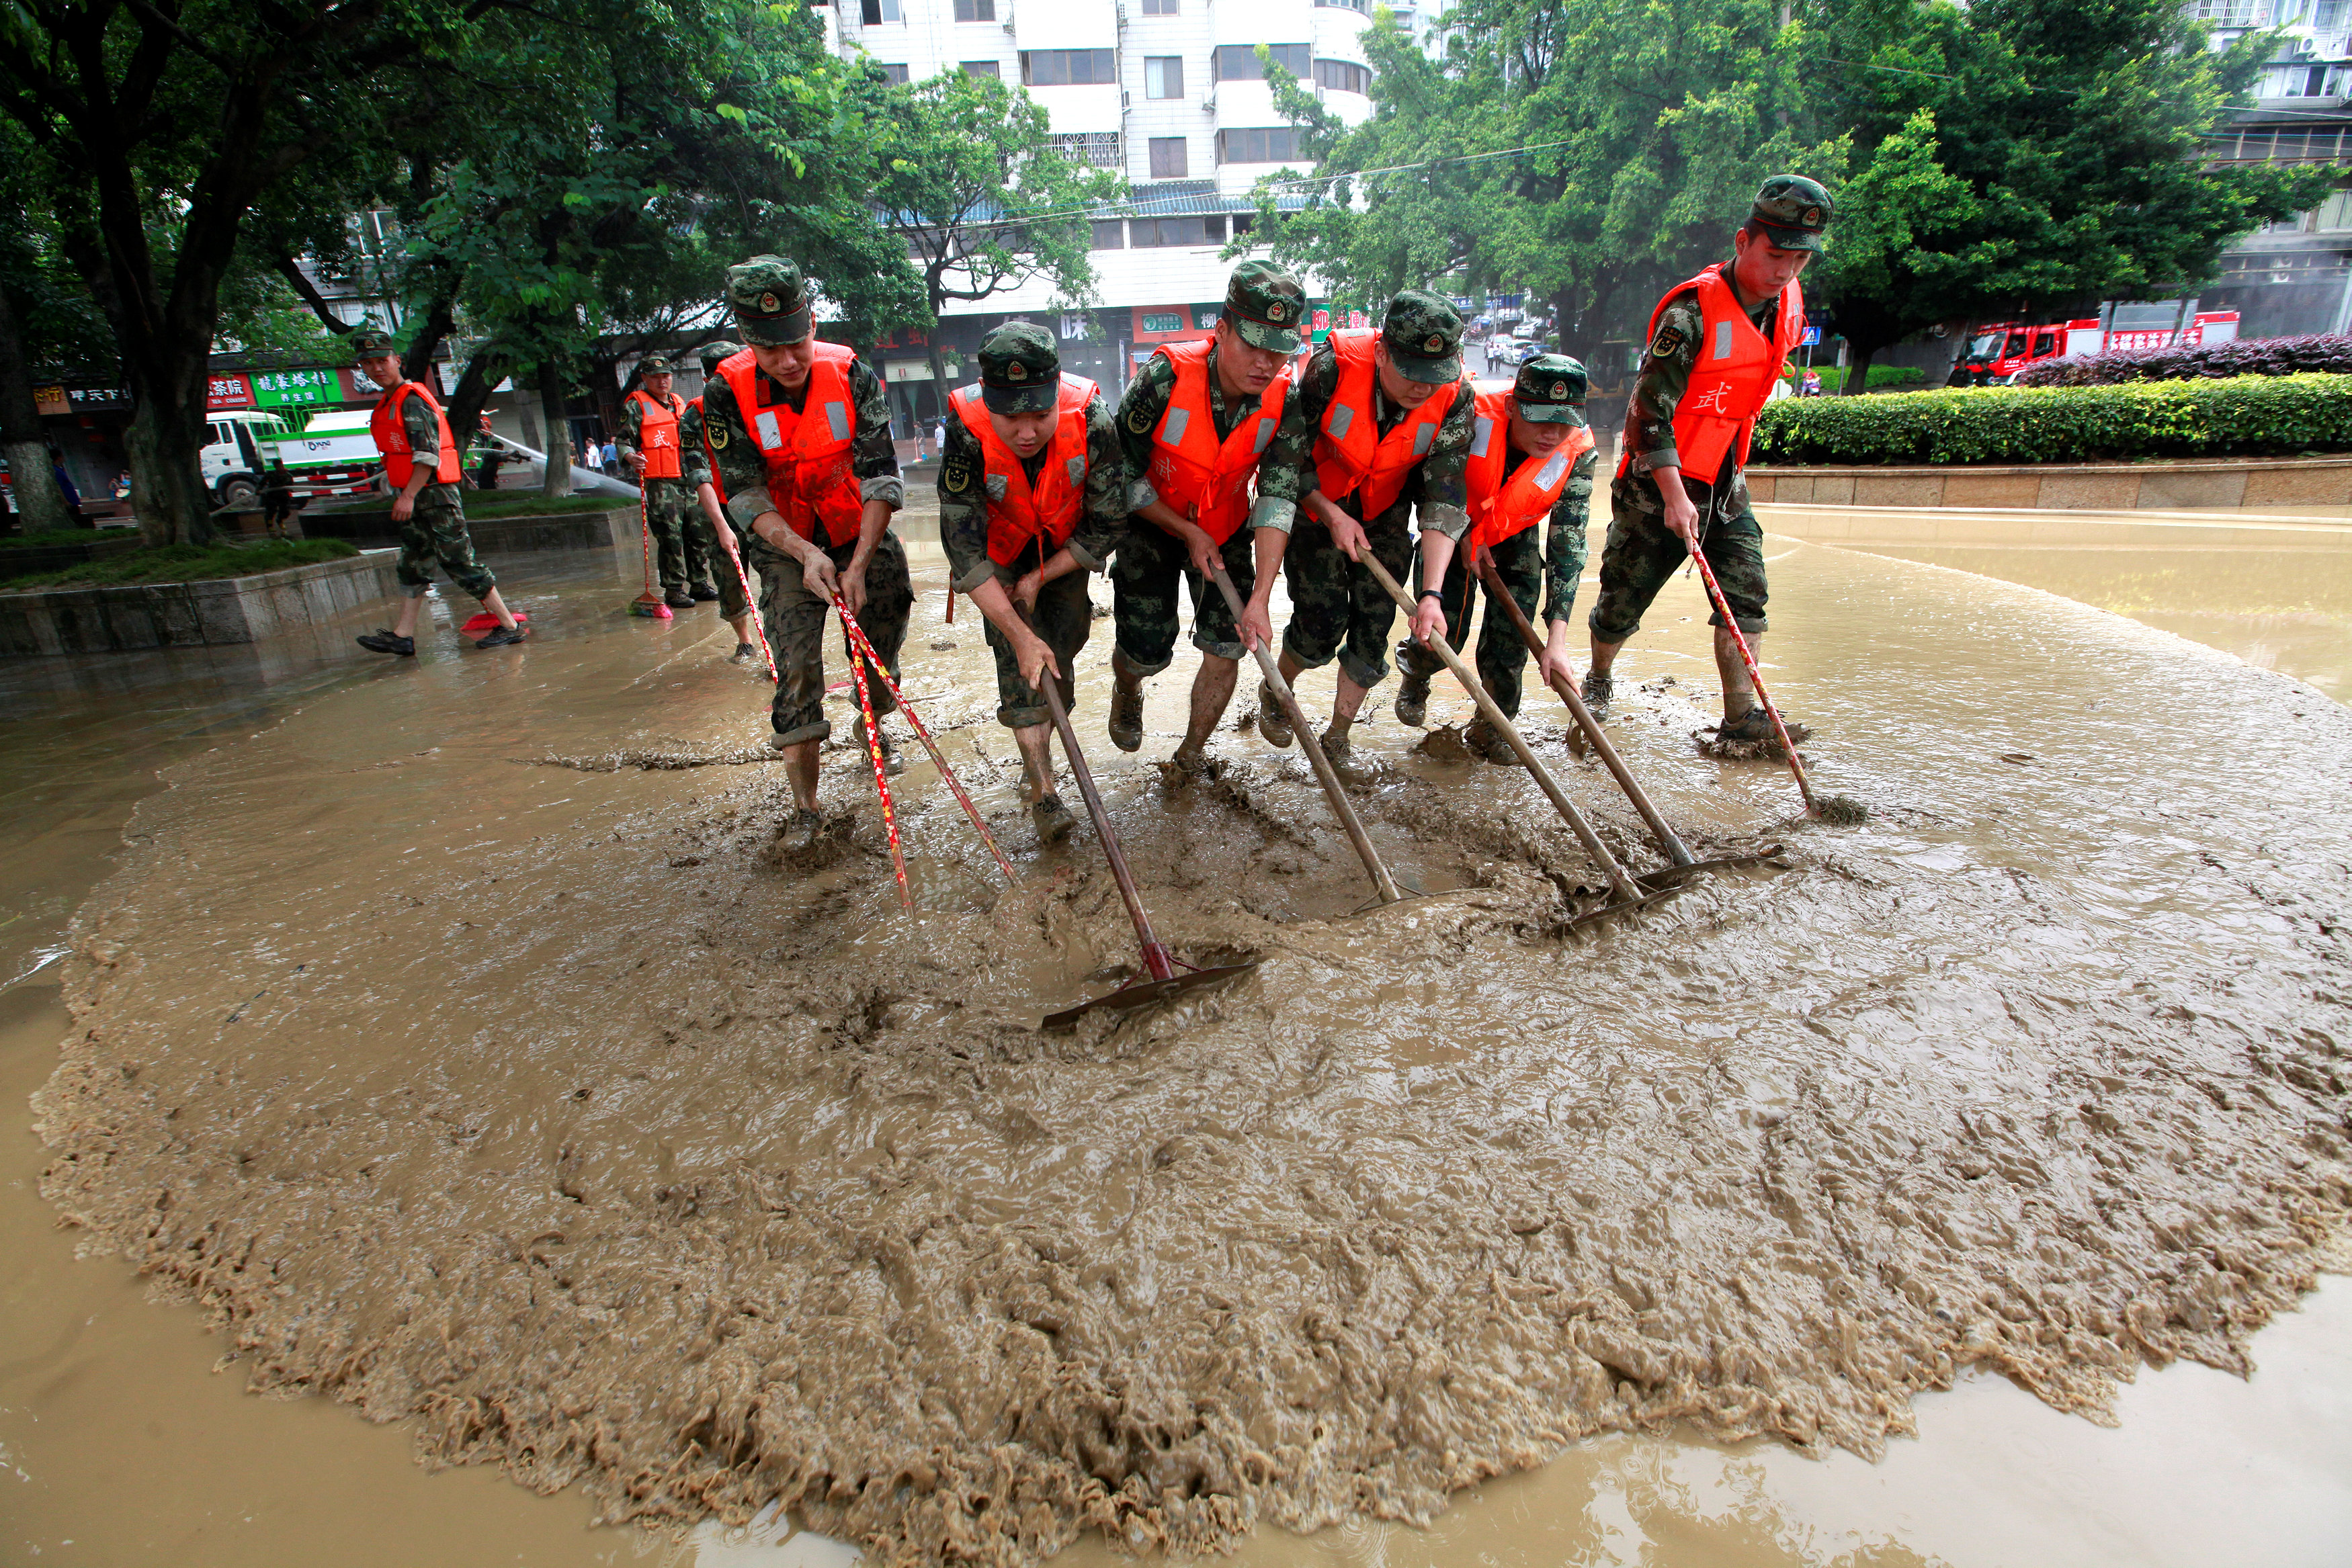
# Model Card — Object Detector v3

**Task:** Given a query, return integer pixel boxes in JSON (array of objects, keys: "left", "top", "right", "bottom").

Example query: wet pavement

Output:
[{"left": 3, "top": 519, "right": 2347, "bottom": 1568}]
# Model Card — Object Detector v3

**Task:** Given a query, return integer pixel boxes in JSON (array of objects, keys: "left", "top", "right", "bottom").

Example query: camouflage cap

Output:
[
  {"left": 1224, "top": 260, "right": 1306, "bottom": 355},
  {"left": 1512, "top": 353, "right": 1589, "bottom": 427},
  {"left": 1381, "top": 289, "right": 1464, "bottom": 384},
  {"left": 698, "top": 339, "right": 744, "bottom": 376},
  {"left": 978, "top": 320, "right": 1061, "bottom": 415},
  {"left": 1751, "top": 174, "right": 1833, "bottom": 253},
  {"left": 347, "top": 328, "right": 398, "bottom": 359},
  {"left": 637, "top": 354, "right": 676, "bottom": 378},
  {"left": 726, "top": 255, "right": 812, "bottom": 345}
]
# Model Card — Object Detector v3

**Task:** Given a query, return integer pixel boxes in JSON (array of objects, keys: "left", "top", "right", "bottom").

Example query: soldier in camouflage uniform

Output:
[
  {"left": 1395, "top": 353, "right": 1599, "bottom": 762},
  {"left": 1247, "top": 290, "right": 1476, "bottom": 759},
  {"left": 678, "top": 339, "right": 759, "bottom": 660},
  {"left": 1109, "top": 260, "right": 1306, "bottom": 773},
  {"left": 348, "top": 329, "right": 527, "bottom": 655},
  {"left": 937, "top": 322, "right": 1127, "bottom": 842},
  {"left": 618, "top": 354, "right": 712, "bottom": 609},
  {"left": 1587, "top": 175, "right": 1831, "bottom": 743},
  {"left": 700, "top": 258, "right": 913, "bottom": 846}
]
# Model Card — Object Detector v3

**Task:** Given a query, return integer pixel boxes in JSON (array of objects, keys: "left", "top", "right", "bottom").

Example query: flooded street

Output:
[{"left": 3, "top": 517, "right": 2347, "bottom": 1567}]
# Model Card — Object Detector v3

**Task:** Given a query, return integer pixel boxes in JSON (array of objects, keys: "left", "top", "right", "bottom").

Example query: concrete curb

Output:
[
  {"left": 0, "top": 550, "right": 401, "bottom": 656},
  {"left": 1746, "top": 455, "right": 2352, "bottom": 511}
]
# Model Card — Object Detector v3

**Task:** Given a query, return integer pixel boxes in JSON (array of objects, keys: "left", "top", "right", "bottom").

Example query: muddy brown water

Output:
[{"left": 3, "top": 524, "right": 2348, "bottom": 1567}]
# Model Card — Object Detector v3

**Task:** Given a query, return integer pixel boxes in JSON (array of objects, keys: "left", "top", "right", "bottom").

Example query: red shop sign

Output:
[{"left": 208, "top": 373, "right": 253, "bottom": 410}]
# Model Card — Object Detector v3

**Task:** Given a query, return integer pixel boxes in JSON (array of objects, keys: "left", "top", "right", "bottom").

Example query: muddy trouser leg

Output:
[
  {"left": 1696, "top": 480, "right": 1768, "bottom": 636},
  {"left": 1337, "top": 517, "right": 1415, "bottom": 691},
  {"left": 1110, "top": 519, "right": 1185, "bottom": 679},
  {"left": 669, "top": 480, "right": 716, "bottom": 589},
  {"left": 1185, "top": 526, "right": 1255, "bottom": 662},
  {"left": 1475, "top": 527, "right": 1543, "bottom": 718},
  {"left": 1394, "top": 539, "right": 1476, "bottom": 691},
  {"left": 1278, "top": 514, "right": 1348, "bottom": 672},
  {"left": 410, "top": 496, "right": 497, "bottom": 601},
  {"left": 646, "top": 482, "right": 689, "bottom": 589},
  {"left": 1587, "top": 476, "right": 1705, "bottom": 647},
  {"left": 982, "top": 565, "right": 1091, "bottom": 729},
  {"left": 762, "top": 554, "right": 835, "bottom": 745},
  {"left": 841, "top": 530, "right": 914, "bottom": 720}
]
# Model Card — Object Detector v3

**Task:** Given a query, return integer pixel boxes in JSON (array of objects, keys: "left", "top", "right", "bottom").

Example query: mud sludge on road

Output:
[{"left": 23, "top": 546, "right": 2352, "bottom": 1566}]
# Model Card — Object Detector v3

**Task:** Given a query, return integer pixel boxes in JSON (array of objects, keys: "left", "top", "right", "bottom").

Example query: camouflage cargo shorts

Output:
[
  {"left": 1587, "top": 470, "right": 1767, "bottom": 644},
  {"left": 396, "top": 493, "right": 497, "bottom": 601},
  {"left": 1396, "top": 525, "right": 1544, "bottom": 718},
  {"left": 982, "top": 566, "right": 1093, "bottom": 730},
  {"left": 1109, "top": 519, "right": 1257, "bottom": 676},
  {"left": 756, "top": 531, "right": 913, "bottom": 746},
  {"left": 1279, "top": 512, "right": 1416, "bottom": 690}
]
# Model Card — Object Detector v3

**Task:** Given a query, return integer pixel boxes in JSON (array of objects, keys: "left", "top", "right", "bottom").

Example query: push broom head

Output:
[{"left": 630, "top": 593, "right": 673, "bottom": 620}]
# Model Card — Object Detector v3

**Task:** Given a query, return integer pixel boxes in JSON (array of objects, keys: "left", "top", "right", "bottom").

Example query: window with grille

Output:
[
  {"left": 2319, "top": 0, "right": 2347, "bottom": 26},
  {"left": 1091, "top": 220, "right": 1127, "bottom": 249},
  {"left": 859, "top": 0, "right": 902, "bottom": 23},
  {"left": 1142, "top": 0, "right": 1180, "bottom": 12},
  {"left": 962, "top": 59, "right": 1000, "bottom": 77},
  {"left": 1218, "top": 126, "right": 1303, "bottom": 164},
  {"left": 1022, "top": 48, "right": 1116, "bottom": 85},
  {"left": 1144, "top": 56, "right": 1185, "bottom": 98},
  {"left": 1314, "top": 59, "right": 1370, "bottom": 93},
  {"left": 1314, "top": 0, "right": 1368, "bottom": 9},
  {"left": 2189, "top": 0, "right": 2260, "bottom": 21},
  {"left": 876, "top": 60, "right": 910, "bottom": 82},
  {"left": 2317, "top": 189, "right": 2352, "bottom": 230},
  {"left": 1053, "top": 131, "right": 1123, "bottom": 167},
  {"left": 1134, "top": 217, "right": 1225, "bottom": 247},
  {"left": 1148, "top": 136, "right": 1188, "bottom": 177},
  {"left": 1212, "top": 44, "right": 1310, "bottom": 81},
  {"left": 954, "top": 0, "right": 995, "bottom": 18}
]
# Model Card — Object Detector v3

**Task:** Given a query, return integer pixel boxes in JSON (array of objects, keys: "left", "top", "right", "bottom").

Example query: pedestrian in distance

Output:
[
  {"left": 937, "top": 322, "right": 1128, "bottom": 843},
  {"left": 1583, "top": 175, "right": 1831, "bottom": 744},
  {"left": 1245, "top": 290, "right": 1476, "bottom": 762},
  {"left": 677, "top": 339, "right": 761, "bottom": 661},
  {"left": 600, "top": 436, "right": 620, "bottom": 476},
  {"left": 347, "top": 329, "right": 528, "bottom": 655},
  {"left": 620, "top": 355, "right": 716, "bottom": 609},
  {"left": 1106, "top": 261, "right": 1306, "bottom": 775},
  {"left": 700, "top": 257, "right": 914, "bottom": 848},
  {"left": 1398, "top": 353, "right": 1599, "bottom": 763}
]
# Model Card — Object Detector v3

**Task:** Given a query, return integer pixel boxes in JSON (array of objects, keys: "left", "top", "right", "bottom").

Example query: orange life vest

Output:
[
  {"left": 1623, "top": 263, "right": 1804, "bottom": 486},
  {"left": 950, "top": 374, "right": 1099, "bottom": 568},
  {"left": 370, "top": 381, "right": 460, "bottom": 488},
  {"left": 1144, "top": 339, "right": 1288, "bottom": 546},
  {"left": 627, "top": 388, "right": 685, "bottom": 480},
  {"left": 1465, "top": 388, "right": 1594, "bottom": 554},
  {"left": 1311, "top": 329, "right": 1463, "bottom": 519},
  {"left": 716, "top": 342, "right": 864, "bottom": 548}
]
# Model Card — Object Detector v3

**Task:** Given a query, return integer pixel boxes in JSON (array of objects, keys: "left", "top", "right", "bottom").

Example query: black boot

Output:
[{"left": 1394, "top": 668, "right": 1431, "bottom": 727}]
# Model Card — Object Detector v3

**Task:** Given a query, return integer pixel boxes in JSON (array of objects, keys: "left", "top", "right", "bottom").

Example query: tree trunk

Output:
[
  {"left": 123, "top": 394, "right": 218, "bottom": 546},
  {"left": 539, "top": 359, "right": 575, "bottom": 498},
  {"left": 1840, "top": 341, "right": 1880, "bottom": 396},
  {"left": 0, "top": 283, "right": 79, "bottom": 534}
]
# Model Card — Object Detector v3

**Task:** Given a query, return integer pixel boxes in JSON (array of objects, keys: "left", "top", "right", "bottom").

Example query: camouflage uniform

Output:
[
  {"left": 1111, "top": 261, "right": 1306, "bottom": 673},
  {"left": 1397, "top": 355, "right": 1599, "bottom": 719},
  {"left": 617, "top": 367, "right": 710, "bottom": 593},
  {"left": 1591, "top": 175, "right": 1833, "bottom": 646},
  {"left": 1255, "top": 290, "right": 1474, "bottom": 689},
  {"left": 380, "top": 378, "right": 496, "bottom": 601},
  {"left": 937, "top": 323, "right": 1128, "bottom": 729},
  {"left": 702, "top": 259, "right": 911, "bottom": 744},
  {"left": 677, "top": 369, "right": 753, "bottom": 621}
]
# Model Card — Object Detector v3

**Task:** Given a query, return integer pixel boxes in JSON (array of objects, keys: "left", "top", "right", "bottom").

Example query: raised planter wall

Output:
[
  {"left": 0, "top": 550, "right": 400, "bottom": 657},
  {"left": 300, "top": 502, "right": 638, "bottom": 553},
  {"left": 1747, "top": 455, "right": 2352, "bottom": 511}
]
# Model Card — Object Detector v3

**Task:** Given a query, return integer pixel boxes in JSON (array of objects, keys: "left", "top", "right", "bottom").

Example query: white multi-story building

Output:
[
  {"left": 810, "top": 0, "right": 1396, "bottom": 420},
  {"left": 2192, "top": 0, "right": 2352, "bottom": 335}
]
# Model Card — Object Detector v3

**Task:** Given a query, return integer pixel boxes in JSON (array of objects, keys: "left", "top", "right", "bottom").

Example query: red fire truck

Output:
[{"left": 1950, "top": 304, "right": 2242, "bottom": 385}]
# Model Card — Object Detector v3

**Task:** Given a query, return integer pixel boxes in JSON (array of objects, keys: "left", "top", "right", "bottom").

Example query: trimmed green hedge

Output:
[{"left": 1751, "top": 372, "right": 2352, "bottom": 466}]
